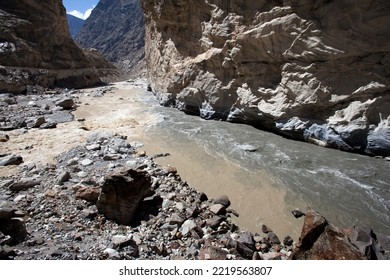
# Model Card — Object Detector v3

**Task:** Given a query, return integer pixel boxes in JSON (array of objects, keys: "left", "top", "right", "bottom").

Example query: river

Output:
[{"left": 121, "top": 81, "right": 390, "bottom": 239}]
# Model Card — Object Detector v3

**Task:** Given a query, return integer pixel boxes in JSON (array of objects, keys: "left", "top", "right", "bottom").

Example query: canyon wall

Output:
[
  {"left": 0, "top": 0, "right": 117, "bottom": 93},
  {"left": 76, "top": 0, "right": 145, "bottom": 76},
  {"left": 142, "top": 0, "right": 390, "bottom": 156}
]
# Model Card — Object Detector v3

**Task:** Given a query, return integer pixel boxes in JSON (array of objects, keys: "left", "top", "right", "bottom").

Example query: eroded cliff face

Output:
[
  {"left": 76, "top": 0, "right": 145, "bottom": 76},
  {"left": 142, "top": 0, "right": 390, "bottom": 156},
  {"left": 0, "top": 0, "right": 118, "bottom": 93}
]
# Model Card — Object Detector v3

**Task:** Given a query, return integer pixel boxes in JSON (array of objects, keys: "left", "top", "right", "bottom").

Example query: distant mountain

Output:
[
  {"left": 66, "top": 14, "right": 85, "bottom": 39},
  {"left": 76, "top": 0, "right": 145, "bottom": 76},
  {"left": 0, "top": 0, "right": 118, "bottom": 93}
]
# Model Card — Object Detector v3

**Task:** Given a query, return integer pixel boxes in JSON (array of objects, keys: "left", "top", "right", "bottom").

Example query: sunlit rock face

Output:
[
  {"left": 0, "top": 0, "right": 118, "bottom": 93},
  {"left": 142, "top": 0, "right": 390, "bottom": 156}
]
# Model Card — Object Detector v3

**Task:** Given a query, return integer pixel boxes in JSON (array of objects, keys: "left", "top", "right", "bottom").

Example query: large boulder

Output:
[
  {"left": 97, "top": 168, "right": 153, "bottom": 225},
  {"left": 141, "top": 0, "right": 390, "bottom": 156},
  {"left": 289, "top": 209, "right": 365, "bottom": 260},
  {"left": 0, "top": 207, "right": 28, "bottom": 246}
]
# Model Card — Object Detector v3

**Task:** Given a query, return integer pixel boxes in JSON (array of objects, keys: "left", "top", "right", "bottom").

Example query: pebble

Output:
[
  {"left": 80, "top": 159, "right": 93, "bottom": 166},
  {"left": 77, "top": 171, "right": 88, "bottom": 178},
  {"left": 180, "top": 220, "right": 197, "bottom": 236},
  {"left": 103, "top": 248, "right": 120, "bottom": 259}
]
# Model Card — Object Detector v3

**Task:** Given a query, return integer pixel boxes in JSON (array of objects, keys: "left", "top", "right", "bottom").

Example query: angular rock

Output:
[
  {"left": 239, "top": 231, "right": 255, "bottom": 250},
  {"left": 0, "top": 218, "right": 28, "bottom": 245},
  {"left": 75, "top": 186, "right": 101, "bottom": 203},
  {"left": 57, "top": 171, "right": 71, "bottom": 185},
  {"left": 290, "top": 210, "right": 365, "bottom": 260},
  {"left": 206, "top": 216, "right": 225, "bottom": 229},
  {"left": 0, "top": 155, "right": 23, "bottom": 166},
  {"left": 9, "top": 179, "right": 40, "bottom": 192},
  {"left": 268, "top": 232, "right": 281, "bottom": 245},
  {"left": 168, "top": 214, "right": 185, "bottom": 226},
  {"left": 292, "top": 209, "right": 305, "bottom": 219},
  {"left": 86, "top": 131, "right": 114, "bottom": 143},
  {"left": 298, "top": 209, "right": 328, "bottom": 250},
  {"left": 55, "top": 98, "right": 74, "bottom": 110},
  {"left": 343, "top": 227, "right": 384, "bottom": 260},
  {"left": 28, "top": 116, "right": 46, "bottom": 128},
  {"left": 209, "top": 204, "right": 226, "bottom": 215},
  {"left": 180, "top": 219, "right": 197, "bottom": 236},
  {"left": 235, "top": 241, "right": 255, "bottom": 259},
  {"left": 198, "top": 245, "right": 228, "bottom": 260},
  {"left": 96, "top": 168, "right": 152, "bottom": 225},
  {"left": 111, "top": 235, "right": 137, "bottom": 251}
]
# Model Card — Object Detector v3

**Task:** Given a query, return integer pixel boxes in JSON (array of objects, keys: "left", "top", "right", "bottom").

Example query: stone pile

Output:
[{"left": 0, "top": 88, "right": 77, "bottom": 132}]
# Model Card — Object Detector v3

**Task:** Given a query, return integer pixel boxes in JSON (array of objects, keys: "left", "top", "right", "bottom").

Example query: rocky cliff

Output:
[
  {"left": 0, "top": 0, "right": 118, "bottom": 93},
  {"left": 142, "top": 0, "right": 390, "bottom": 156},
  {"left": 76, "top": 0, "right": 145, "bottom": 76},
  {"left": 67, "top": 14, "right": 85, "bottom": 39}
]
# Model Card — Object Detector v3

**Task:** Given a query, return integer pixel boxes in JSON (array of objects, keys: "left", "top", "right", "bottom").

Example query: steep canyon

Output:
[{"left": 141, "top": 0, "right": 390, "bottom": 156}]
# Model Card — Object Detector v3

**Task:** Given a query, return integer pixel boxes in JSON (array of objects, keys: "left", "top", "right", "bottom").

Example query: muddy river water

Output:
[{"left": 3, "top": 80, "right": 389, "bottom": 239}]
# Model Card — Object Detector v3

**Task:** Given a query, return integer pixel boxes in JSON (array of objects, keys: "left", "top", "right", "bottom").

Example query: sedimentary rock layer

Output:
[
  {"left": 0, "top": 0, "right": 118, "bottom": 93},
  {"left": 142, "top": 0, "right": 390, "bottom": 156}
]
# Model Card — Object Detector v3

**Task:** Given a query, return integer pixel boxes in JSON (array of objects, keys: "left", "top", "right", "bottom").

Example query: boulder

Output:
[
  {"left": 96, "top": 168, "right": 153, "bottom": 225},
  {"left": 9, "top": 179, "right": 40, "bottom": 192},
  {"left": 343, "top": 227, "right": 390, "bottom": 260},
  {"left": 0, "top": 155, "right": 23, "bottom": 166},
  {"left": 55, "top": 98, "right": 74, "bottom": 110},
  {"left": 289, "top": 209, "right": 366, "bottom": 260},
  {"left": 0, "top": 217, "right": 28, "bottom": 246},
  {"left": 214, "top": 195, "right": 231, "bottom": 208}
]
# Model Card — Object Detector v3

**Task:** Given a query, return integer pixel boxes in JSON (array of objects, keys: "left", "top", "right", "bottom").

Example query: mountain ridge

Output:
[
  {"left": 76, "top": 0, "right": 145, "bottom": 76},
  {"left": 66, "top": 14, "right": 85, "bottom": 39}
]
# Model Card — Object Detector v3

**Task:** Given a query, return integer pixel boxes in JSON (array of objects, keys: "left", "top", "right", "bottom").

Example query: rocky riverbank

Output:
[{"left": 1, "top": 83, "right": 389, "bottom": 260}]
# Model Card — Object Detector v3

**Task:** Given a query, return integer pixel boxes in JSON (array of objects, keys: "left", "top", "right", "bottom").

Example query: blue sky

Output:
[{"left": 63, "top": 0, "right": 99, "bottom": 20}]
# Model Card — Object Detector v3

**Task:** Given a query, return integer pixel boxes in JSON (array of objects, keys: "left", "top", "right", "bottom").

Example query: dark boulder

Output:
[{"left": 97, "top": 168, "right": 153, "bottom": 225}]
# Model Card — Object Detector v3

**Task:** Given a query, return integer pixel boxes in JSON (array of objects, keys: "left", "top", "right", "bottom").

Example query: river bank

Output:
[{"left": 1, "top": 80, "right": 389, "bottom": 259}]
